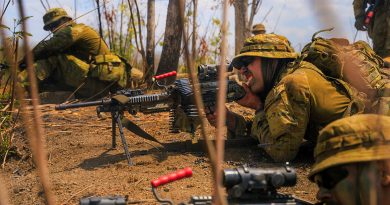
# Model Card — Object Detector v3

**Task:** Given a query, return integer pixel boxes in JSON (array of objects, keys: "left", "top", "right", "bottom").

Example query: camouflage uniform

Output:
[
  {"left": 231, "top": 34, "right": 365, "bottom": 162},
  {"left": 20, "top": 8, "right": 129, "bottom": 98},
  {"left": 251, "top": 23, "right": 266, "bottom": 35},
  {"left": 353, "top": 0, "right": 390, "bottom": 58}
]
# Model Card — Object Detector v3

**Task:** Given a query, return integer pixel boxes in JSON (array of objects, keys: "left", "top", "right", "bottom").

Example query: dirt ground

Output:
[{"left": 1, "top": 103, "right": 318, "bottom": 205}]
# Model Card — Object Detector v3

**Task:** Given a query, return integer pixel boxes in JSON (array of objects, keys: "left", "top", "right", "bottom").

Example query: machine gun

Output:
[
  {"left": 55, "top": 64, "right": 245, "bottom": 166},
  {"left": 79, "top": 166, "right": 313, "bottom": 205}
]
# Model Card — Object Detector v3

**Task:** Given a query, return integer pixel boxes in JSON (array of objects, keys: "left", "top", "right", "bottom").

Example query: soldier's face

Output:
[
  {"left": 315, "top": 163, "right": 386, "bottom": 205},
  {"left": 239, "top": 58, "right": 264, "bottom": 94}
]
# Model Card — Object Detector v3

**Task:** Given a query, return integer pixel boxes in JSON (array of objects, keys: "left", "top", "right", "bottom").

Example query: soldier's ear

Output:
[{"left": 379, "top": 160, "right": 390, "bottom": 186}]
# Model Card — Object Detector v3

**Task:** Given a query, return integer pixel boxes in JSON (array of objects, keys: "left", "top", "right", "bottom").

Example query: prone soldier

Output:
[
  {"left": 206, "top": 34, "right": 365, "bottom": 162},
  {"left": 309, "top": 114, "right": 390, "bottom": 205}
]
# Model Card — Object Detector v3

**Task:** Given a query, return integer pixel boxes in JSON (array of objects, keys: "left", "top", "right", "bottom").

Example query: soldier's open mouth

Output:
[{"left": 243, "top": 71, "right": 254, "bottom": 86}]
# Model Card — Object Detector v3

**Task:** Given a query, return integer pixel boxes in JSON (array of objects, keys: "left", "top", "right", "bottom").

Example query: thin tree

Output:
[
  {"left": 96, "top": 0, "right": 104, "bottom": 38},
  {"left": 127, "top": 0, "right": 146, "bottom": 73},
  {"left": 232, "top": 0, "right": 261, "bottom": 54},
  {"left": 233, "top": 0, "right": 248, "bottom": 54},
  {"left": 192, "top": 0, "right": 197, "bottom": 62},
  {"left": 119, "top": 0, "right": 124, "bottom": 55},
  {"left": 156, "top": 0, "right": 183, "bottom": 84},
  {"left": 247, "top": 0, "right": 262, "bottom": 33},
  {"left": 145, "top": 0, "right": 155, "bottom": 85}
]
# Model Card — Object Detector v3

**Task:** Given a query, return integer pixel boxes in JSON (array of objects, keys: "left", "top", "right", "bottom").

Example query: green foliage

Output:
[
  {"left": 0, "top": 16, "right": 28, "bottom": 163},
  {"left": 0, "top": 94, "right": 13, "bottom": 162},
  {"left": 178, "top": 64, "right": 187, "bottom": 74},
  {"left": 212, "top": 17, "right": 221, "bottom": 26}
]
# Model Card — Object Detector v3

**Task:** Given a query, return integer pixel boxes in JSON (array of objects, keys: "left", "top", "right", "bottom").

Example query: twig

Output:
[
  {"left": 260, "top": 6, "right": 273, "bottom": 23},
  {"left": 1, "top": 132, "right": 14, "bottom": 168},
  {"left": 61, "top": 185, "right": 93, "bottom": 205},
  {"left": 178, "top": 0, "right": 227, "bottom": 204},
  {"left": 143, "top": 139, "right": 161, "bottom": 151},
  {"left": 0, "top": 173, "right": 10, "bottom": 205},
  {"left": 96, "top": 0, "right": 104, "bottom": 38},
  {"left": 215, "top": 0, "right": 229, "bottom": 204},
  {"left": 272, "top": 0, "right": 286, "bottom": 33},
  {"left": 134, "top": 177, "right": 144, "bottom": 186},
  {"left": 1, "top": 146, "right": 10, "bottom": 168},
  {"left": 16, "top": 0, "right": 55, "bottom": 204},
  {"left": 0, "top": 0, "right": 11, "bottom": 21},
  {"left": 39, "top": 0, "right": 48, "bottom": 12},
  {"left": 64, "top": 81, "right": 86, "bottom": 102},
  {"left": 1, "top": 102, "right": 10, "bottom": 111}
]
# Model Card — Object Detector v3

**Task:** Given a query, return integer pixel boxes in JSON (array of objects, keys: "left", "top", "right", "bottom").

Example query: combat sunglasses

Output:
[
  {"left": 313, "top": 165, "right": 349, "bottom": 190},
  {"left": 232, "top": 56, "right": 256, "bottom": 70}
]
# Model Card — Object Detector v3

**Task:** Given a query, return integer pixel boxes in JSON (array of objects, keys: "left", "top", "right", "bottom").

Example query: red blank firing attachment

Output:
[
  {"left": 151, "top": 167, "right": 192, "bottom": 188},
  {"left": 365, "top": 11, "right": 374, "bottom": 25},
  {"left": 153, "top": 71, "right": 177, "bottom": 80}
]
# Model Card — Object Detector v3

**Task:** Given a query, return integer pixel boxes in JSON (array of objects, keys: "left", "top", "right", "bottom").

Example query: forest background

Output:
[{"left": 1, "top": 0, "right": 368, "bottom": 83}]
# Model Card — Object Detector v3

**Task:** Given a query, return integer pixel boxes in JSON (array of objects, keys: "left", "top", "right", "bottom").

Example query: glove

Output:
[{"left": 355, "top": 16, "right": 367, "bottom": 31}]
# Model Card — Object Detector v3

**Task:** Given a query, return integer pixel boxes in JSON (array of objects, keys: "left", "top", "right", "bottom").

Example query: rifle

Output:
[
  {"left": 55, "top": 64, "right": 245, "bottom": 166},
  {"left": 364, "top": 0, "right": 380, "bottom": 25},
  {"left": 79, "top": 165, "right": 314, "bottom": 205}
]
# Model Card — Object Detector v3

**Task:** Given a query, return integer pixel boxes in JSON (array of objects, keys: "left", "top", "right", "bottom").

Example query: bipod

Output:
[{"left": 111, "top": 111, "right": 133, "bottom": 166}]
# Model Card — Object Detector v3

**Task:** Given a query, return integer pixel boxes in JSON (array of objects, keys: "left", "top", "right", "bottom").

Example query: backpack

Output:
[{"left": 301, "top": 28, "right": 390, "bottom": 115}]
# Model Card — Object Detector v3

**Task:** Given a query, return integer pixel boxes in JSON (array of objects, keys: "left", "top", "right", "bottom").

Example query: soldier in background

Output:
[
  {"left": 19, "top": 8, "right": 131, "bottom": 99},
  {"left": 309, "top": 114, "right": 390, "bottom": 205},
  {"left": 206, "top": 34, "right": 365, "bottom": 162},
  {"left": 353, "top": 0, "right": 390, "bottom": 61},
  {"left": 251, "top": 23, "right": 266, "bottom": 35}
]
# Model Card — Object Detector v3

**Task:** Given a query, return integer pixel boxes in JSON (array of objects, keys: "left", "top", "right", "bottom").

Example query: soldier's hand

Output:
[
  {"left": 236, "top": 83, "right": 263, "bottom": 111},
  {"left": 205, "top": 112, "right": 217, "bottom": 127},
  {"left": 355, "top": 16, "right": 367, "bottom": 31},
  {"left": 205, "top": 106, "right": 229, "bottom": 127}
]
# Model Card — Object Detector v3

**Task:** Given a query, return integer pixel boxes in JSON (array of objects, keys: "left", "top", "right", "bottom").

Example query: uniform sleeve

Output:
[
  {"left": 353, "top": 0, "right": 366, "bottom": 19},
  {"left": 253, "top": 72, "right": 311, "bottom": 162},
  {"left": 32, "top": 26, "right": 75, "bottom": 60}
]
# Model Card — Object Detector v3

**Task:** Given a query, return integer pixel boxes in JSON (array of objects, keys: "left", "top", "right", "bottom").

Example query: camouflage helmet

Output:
[
  {"left": 231, "top": 34, "right": 298, "bottom": 68},
  {"left": 309, "top": 114, "right": 390, "bottom": 181},
  {"left": 252, "top": 23, "right": 266, "bottom": 35},
  {"left": 43, "top": 8, "right": 72, "bottom": 31}
]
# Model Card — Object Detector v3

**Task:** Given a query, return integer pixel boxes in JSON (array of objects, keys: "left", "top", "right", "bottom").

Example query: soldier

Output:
[
  {"left": 251, "top": 23, "right": 266, "bottom": 35},
  {"left": 353, "top": 0, "right": 390, "bottom": 61},
  {"left": 19, "top": 8, "right": 130, "bottom": 98},
  {"left": 309, "top": 114, "right": 390, "bottom": 205},
  {"left": 206, "top": 34, "right": 365, "bottom": 162}
]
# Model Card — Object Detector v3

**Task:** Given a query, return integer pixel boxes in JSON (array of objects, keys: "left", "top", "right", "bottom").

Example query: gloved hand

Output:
[{"left": 355, "top": 16, "right": 367, "bottom": 31}]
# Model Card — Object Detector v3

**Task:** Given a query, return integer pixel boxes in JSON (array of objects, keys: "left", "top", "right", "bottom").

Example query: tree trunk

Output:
[
  {"left": 192, "top": 0, "right": 197, "bottom": 61},
  {"left": 145, "top": 0, "right": 155, "bottom": 85},
  {"left": 233, "top": 0, "right": 249, "bottom": 54},
  {"left": 156, "top": 0, "right": 183, "bottom": 84},
  {"left": 248, "top": 0, "right": 262, "bottom": 33}
]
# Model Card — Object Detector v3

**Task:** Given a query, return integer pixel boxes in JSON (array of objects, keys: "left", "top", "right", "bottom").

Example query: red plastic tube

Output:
[
  {"left": 151, "top": 167, "right": 193, "bottom": 188},
  {"left": 153, "top": 71, "right": 177, "bottom": 80}
]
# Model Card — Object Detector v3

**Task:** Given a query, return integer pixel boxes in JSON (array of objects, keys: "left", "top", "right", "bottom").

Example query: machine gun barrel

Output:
[{"left": 55, "top": 99, "right": 111, "bottom": 110}]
